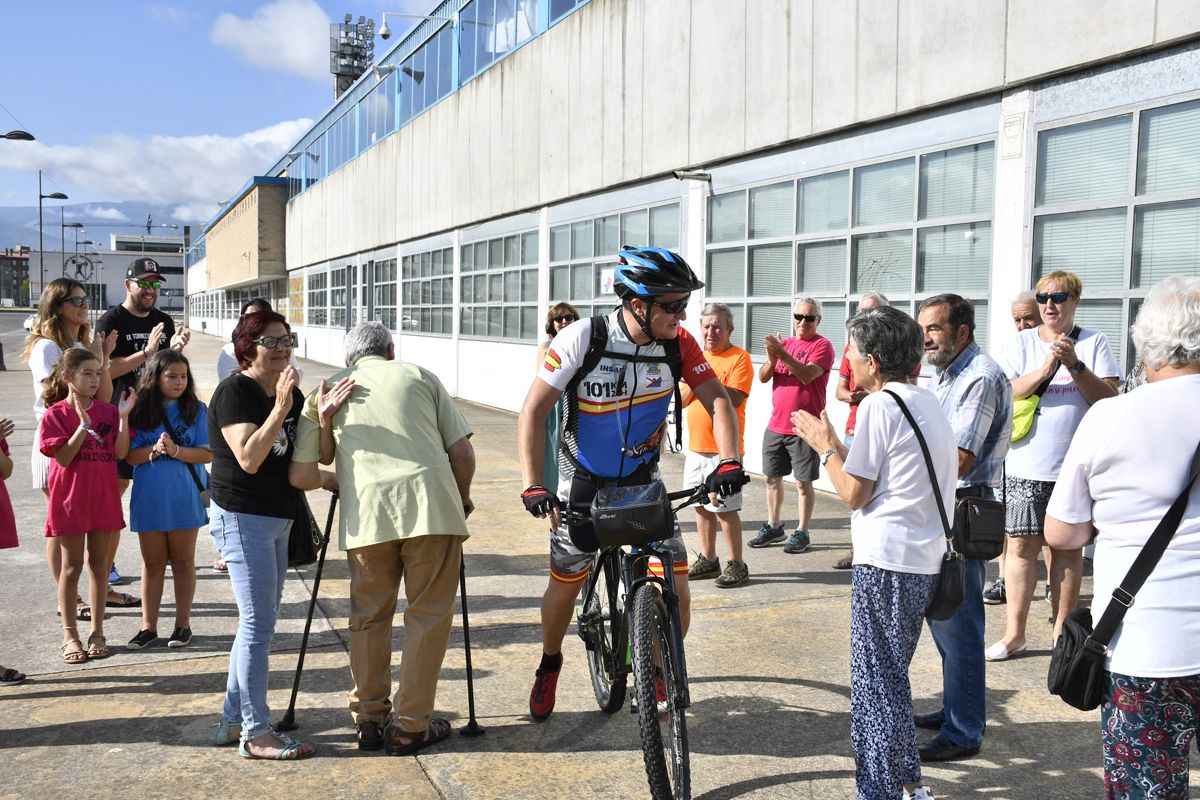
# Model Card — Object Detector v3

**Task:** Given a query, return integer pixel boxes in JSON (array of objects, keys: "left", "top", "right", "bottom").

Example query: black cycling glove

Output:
[
  {"left": 522, "top": 485, "right": 561, "bottom": 517},
  {"left": 704, "top": 459, "right": 746, "bottom": 498}
]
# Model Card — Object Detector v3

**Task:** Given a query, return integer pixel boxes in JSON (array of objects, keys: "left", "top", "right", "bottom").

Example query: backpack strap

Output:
[{"left": 564, "top": 315, "right": 610, "bottom": 398}]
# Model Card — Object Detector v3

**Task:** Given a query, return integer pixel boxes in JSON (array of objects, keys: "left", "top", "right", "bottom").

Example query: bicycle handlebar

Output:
[{"left": 561, "top": 475, "right": 751, "bottom": 525}]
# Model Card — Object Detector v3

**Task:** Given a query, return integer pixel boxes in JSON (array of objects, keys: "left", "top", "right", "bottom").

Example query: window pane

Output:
[
  {"left": 974, "top": 300, "right": 990, "bottom": 353},
  {"left": 522, "top": 306, "right": 538, "bottom": 339},
  {"left": 461, "top": 275, "right": 473, "bottom": 302},
  {"left": 748, "top": 244, "right": 792, "bottom": 297},
  {"left": 489, "top": 274, "right": 503, "bottom": 301},
  {"left": 504, "top": 270, "right": 520, "bottom": 301},
  {"left": 1133, "top": 200, "right": 1200, "bottom": 287},
  {"left": 749, "top": 181, "right": 794, "bottom": 239},
  {"left": 798, "top": 240, "right": 847, "bottom": 294},
  {"left": 621, "top": 210, "right": 648, "bottom": 247},
  {"left": 918, "top": 222, "right": 992, "bottom": 292},
  {"left": 550, "top": 265, "right": 569, "bottom": 299},
  {"left": 522, "top": 231, "right": 539, "bottom": 265},
  {"left": 550, "top": 0, "right": 575, "bottom": 22},
  {"left": 571, "top": 263, "right": 592, "bottom": 300},
  {"left": 571, "top": 221, "right": 593, "bottom": 259},
  {"left": 550, "top": 225, "right": 570, "bottom": 261},
  {"left": 1074, "top": 300, "right": 1125, "bottom": 371},
  {"left": 474, "top": 241, "right": 488, "bottom": 269},
  {"left": 505, "top": 235, "right": 520, "bottom": 267},
  {"left": 461, "top": 244, "right": 473, "bottom": 272},
  {"left": 722, "top": 303, "right": 746, "bottom": 350},
  {"left": 649, "top": 204, "right": 680, "bottom": 249},
  {"left": 1032, "top": 209, "right": 1125, "bottom": 290},
  {"left": 504, "top": 306, "right": 520, "bottom": 338},
  {"left": 460, "top": 307, "right": 473, "bottom": 336},
  {"left": 852, "top": 231, "right": 913, "bottom": 294},
  {"left": 474, "top": 306, "right": 487, "bottom": 334},
  {"left": 489, "top": 239, "right": 504, "bottom": 270},
  {"left": 854, "top": 159, "right": 915, "bottom": 226},
  {"left": 459, "top": 0, "right": 478, "bottom": 78},
  {"left": 1036, "top": 115, "right": 1131, "bottom": 206},
  {"left": 488, "top": 305, "right": 502, "bottom": 337},
  {"left": 474, "top": 274, "right": 486, "bottom": 300},
  {"left": 1138, "top": 99, "right": 1200, "bottom": 196},
  {"left": 708, "top": 191, "right": 746, "bottom": 243},
  {"left": 706, "top": 249, "right": 745, "bottom": 296},
  {"left": 819, "top": 301, "right": 848, "bottom": 359},
  {"left": 747, "top": 304, "right": 791, "bottom": 357},
  {"left": 919, "top": 142, "right": 995, "bottom": 219},
  {"left": 595, "top": 215, "right": 619, "bottom": 257},
  {"left": 522, "top": 269, "right": 538, "bottom": 301}
]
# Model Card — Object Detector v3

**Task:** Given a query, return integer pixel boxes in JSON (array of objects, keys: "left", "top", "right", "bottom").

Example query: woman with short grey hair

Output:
[
  {"left": 793, "top": 305, "right": 956, "bottom": 800},
  {"left": 1046, "top": 275, "right": 1200, "bottom": 798}
]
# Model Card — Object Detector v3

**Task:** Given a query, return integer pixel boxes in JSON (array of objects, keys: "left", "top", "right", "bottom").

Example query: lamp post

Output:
[
  {"left": 61, "top": 220, "right": 83, "bottom": 273},
  {"left": 3, "top": 130, "right": 34, "bottom": 140},
  {"left": 37, "top": 170, "right": 69, "bottom": 297}
]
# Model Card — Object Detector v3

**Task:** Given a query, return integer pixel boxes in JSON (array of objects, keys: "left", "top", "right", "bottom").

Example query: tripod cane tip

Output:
[{"left": 459, "top": 721, "right": 486, "bottom": 737}]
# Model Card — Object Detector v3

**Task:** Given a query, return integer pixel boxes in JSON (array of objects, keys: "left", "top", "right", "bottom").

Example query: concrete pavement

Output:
[{"left": 0, "top": 322, "right": 1172, "bottom": 799}]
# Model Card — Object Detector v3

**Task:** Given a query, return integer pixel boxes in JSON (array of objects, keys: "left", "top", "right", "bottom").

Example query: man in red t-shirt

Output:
[{"left": 749, "top": 298, "right": 834, "bottom": 555}]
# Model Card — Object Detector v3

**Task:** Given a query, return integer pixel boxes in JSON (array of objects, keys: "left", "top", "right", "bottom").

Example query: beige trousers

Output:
[{"left": 346, "top": 535, "right": 462, "bottom": 733}]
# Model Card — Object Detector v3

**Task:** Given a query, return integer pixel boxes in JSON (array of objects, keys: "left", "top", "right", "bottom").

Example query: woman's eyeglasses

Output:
[
  {"left": 61, "top": 296, "right": 88, "bottom": 308},
  {"left": 253, "top": 333, "right": 298, "bottom": 350},
  {"left": 793, "top": 314, "right": 819, "bottom": 323},
  {"left": 1035, "top": 291, "right": 1071, "bottom": 305},
  {"left": 554, "top": 314, "right": 578, "bottom": 324},
  {"left": 650, "top": 298, "right": 689, "bottom": 315}
]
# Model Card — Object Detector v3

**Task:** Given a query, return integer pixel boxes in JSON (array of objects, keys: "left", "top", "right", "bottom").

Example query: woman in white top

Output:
[
  {"left": 1046, "top": 275, "right": 1200, "bottom": 800},
  {"left": 793, "top": 305, "right": 956, "bottom": 800},
  {"left": 992, "top": 271, "right": 1120, "bottom": 661},
  {"left": 21, "top": 278, "right": 116, "bottom": 617}
]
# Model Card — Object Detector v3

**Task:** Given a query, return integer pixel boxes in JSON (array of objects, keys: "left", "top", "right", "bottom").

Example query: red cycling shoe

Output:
[{"left": 529, "top": 661, "right": 562, "bottom": 722}]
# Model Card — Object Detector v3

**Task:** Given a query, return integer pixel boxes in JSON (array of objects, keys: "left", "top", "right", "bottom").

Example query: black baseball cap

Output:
[{"left": 126, "top": 257, "right": 166, "bottom": 283}]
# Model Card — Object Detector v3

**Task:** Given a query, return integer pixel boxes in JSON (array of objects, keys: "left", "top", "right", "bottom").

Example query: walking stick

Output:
[
  {"left": 458, "top": 552, "right": 485, "bottom": 737},
  {"left": 276, "top": 491, "right": 338, "bottom": 732}
]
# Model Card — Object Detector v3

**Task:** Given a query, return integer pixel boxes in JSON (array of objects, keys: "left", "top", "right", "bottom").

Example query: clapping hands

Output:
[{"left": 317, "top": 377, "right": 356, "bottom": 427}]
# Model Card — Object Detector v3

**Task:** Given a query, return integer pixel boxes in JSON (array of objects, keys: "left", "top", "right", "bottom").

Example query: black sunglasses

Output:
[
  {"left": 1035, "top": 291, "right": 1072, "bottom": 304},
  {"left": 253, "top": 333, "right": 298, "bottom": 350},
  {"left": 61, "top": 296, "right": 88, "bottom": 308},
  {"left": 793, "top": 313, "right": 819, "bottom": 323},
  {"left": 553, "top": 314, "right": 578, "bottom": 324},
  {"left": 649, "top": 297, "right": 689, "bottom": 315}
]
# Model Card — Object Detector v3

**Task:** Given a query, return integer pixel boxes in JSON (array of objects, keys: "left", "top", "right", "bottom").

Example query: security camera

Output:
[
  {"left": 672, "top": 168, "right": 712, "bottom": 182},
  {"left": 380, "top": 21, "right": 391, "bottom": 39}
]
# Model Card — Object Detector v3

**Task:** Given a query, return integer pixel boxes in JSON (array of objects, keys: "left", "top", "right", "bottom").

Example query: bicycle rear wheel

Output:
[
  {"left": 630, "top": 583, "right": 690, "bottom": 800},
  {"left": 578, "top": 555, "right": 627, "bottom": 713}
]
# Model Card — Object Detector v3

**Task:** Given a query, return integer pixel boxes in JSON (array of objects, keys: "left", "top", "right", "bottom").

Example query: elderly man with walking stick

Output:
[{"left": 289, "top": 321, "right": 476, "bottom": 756}]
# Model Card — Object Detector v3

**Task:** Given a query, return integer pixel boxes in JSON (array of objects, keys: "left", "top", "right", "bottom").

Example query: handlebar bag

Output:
[{"left": 591, "top": 480, "right": 672, "bottom": 547}]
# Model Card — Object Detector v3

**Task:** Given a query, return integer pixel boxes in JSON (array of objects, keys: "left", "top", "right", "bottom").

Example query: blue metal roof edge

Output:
[{"left": 203, "top": 176, "right": 290, "bottom": 235}]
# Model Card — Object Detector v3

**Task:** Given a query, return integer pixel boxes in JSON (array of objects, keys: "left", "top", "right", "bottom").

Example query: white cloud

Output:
[
  {"left": 171, "top": 203, "right": 227, "bottom": 224},
  {"left": 0, "top": 118, "right": 313, "bottom": 209},
  {"left": 84, "top": 206, "right": 129, "bottom": 221},
  {"left": 211, "top": 0, "right": 331, "bottom": 82}
]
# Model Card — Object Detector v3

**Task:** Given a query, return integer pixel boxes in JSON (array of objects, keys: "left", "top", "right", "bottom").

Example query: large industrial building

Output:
[{"left": 186, "top": 0, "right": 1200, "bottom": 474}]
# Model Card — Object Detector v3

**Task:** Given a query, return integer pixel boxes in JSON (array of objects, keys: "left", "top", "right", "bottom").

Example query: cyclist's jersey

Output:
[{"left": 539, "top": 310, "right": 716, "bottom": 484}]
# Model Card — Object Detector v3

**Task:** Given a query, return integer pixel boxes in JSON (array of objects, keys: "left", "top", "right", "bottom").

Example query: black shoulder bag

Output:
[
  {"left": 288, "top": 491, "right": 322, "bottom": 568},
  {"left": 1047, "top": 439, "right": 1200, "bottom": 711},
  {"left": 882, "top": 389, "right": 964, "bottom": 621}
]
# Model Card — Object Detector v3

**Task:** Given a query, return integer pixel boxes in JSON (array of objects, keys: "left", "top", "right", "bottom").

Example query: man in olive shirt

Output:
[{"left": 290, "top": 321, "right": 476, "bottom": 757}]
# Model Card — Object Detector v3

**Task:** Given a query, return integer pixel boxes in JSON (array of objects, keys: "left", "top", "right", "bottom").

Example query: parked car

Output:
[{"left": 23, "top": 314, "right": 35, "bottom": 331}]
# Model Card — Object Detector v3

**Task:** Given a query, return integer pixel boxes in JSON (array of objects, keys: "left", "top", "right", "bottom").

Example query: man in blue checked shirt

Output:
[{"left": 913, "top": 293, "right": 1013, "bottom": 763}]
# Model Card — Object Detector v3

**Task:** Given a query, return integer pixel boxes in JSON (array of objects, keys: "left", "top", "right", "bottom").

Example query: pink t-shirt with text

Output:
[
  {"left": 39, "top": 399, "right": 126, "bottom": 537},
  {"left": 767, "top": 335, "right": 835, "bottom": 434},
  {"left": 0, "top": 441, "right": 16, "bottom": 549}
]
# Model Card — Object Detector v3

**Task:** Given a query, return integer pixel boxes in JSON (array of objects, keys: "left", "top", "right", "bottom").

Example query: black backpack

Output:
[{"left": 563, "top": 314, "right": 685, "bottom": 453}]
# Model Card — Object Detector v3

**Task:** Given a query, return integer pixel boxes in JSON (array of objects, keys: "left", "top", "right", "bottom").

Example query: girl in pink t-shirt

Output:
[
  {"left": 38, "top": 348, "right": 134, "bottom": 665},
  {"left": 0, "top": 416, "right": 24, "bottom": 686}
]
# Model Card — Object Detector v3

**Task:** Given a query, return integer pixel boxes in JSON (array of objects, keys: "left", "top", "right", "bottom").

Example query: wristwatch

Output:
[
  {"left": 820, "top": 448, "right": 838, "bottom": 465},
  {"left": 1067, "top": 361, "right": 1087, "bottom": 376}
]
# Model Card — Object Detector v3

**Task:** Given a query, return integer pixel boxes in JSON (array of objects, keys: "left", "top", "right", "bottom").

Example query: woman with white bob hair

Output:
[{"left": 1045, "top": 275, "right": 1200, "bottom": 800}]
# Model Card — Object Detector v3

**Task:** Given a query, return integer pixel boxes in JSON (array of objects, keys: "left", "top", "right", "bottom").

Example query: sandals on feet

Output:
[
  {"left": 238, "top": 728, "right": 315, "bottom": 760},
  {"left": 105, "top": 592, "right": 141, "bottom": 608},
  {"left": 56, "top": 603, "right": 92, "bottom": 621},
  {"left": 86, "top": 634, "right": 111, "bottom": 660},
  {"left": 60, "top": 639, "right": 88, "bottom": 665},
  {"left": 213, "top": 718, "right": 242, "bottom": 747},
  {"left": 384, "top": 717, "right": 452, "bottom": 757},
  {"left": 0, "top": 667, "right": 26, "bottom": 686}
]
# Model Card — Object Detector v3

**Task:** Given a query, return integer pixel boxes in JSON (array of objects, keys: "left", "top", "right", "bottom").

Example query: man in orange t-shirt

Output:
[{"left": 680, "top": 303, "right": 755, "bottom": 588}]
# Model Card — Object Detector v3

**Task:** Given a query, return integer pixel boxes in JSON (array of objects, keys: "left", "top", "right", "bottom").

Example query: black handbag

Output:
[
  {"left": 882, "top": 390, "right": 964, "bottom": 621},
  {"left": 287, "top": 492, "right": 322, "bottom": 568},
  {"left": 953, "top": 494, "right": 1005, "bottom": 560},
  {"left": 1047, "top": 439, "right": 1200, "bottom": 711}
]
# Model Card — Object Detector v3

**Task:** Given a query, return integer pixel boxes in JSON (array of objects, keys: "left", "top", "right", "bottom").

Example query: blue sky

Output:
[{"left": 0, "top": 0, "right": 427, "bottom": 223}]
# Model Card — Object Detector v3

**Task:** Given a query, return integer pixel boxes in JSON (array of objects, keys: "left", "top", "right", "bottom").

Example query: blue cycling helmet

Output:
[{"left": 613, "top": 246, "right": 704, "bottom": 299}]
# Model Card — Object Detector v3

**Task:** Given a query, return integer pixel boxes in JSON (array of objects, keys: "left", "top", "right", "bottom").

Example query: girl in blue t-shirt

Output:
[{"left": 125, "top": 350, "right": 211, "bottom": 651}]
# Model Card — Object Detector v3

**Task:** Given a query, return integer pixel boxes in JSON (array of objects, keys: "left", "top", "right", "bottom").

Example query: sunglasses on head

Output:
[
  {"left": 61, "top": 296, "right": 88, "bottom": 308},
  {"left": 649, "top": 297, "right": 689, "bottom": 315},
  {"left": 793, "top": 313, "right": 819, "bottom": 323},
  {"left": 253, "top": 333, "right": 298, "bottom": 350},
  {"left": 554, "top": 314, "right": 578, "bottom": 324},
  {"left": 132, "top": 279, "right": 162, "bottom": 289},
  {"left": 1035, "top": 291, "right": 1071, "bottom": 304}
]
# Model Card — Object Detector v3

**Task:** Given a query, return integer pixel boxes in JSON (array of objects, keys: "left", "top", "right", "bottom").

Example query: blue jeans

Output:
[
  {"left": 927, "top": 556, "right": 987, "bottom": 748},
  {"left": 210, "top": 502, "right": 293, "bottom": 739}
]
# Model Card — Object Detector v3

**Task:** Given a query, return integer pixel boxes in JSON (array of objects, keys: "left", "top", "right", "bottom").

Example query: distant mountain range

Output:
[{"left": 0, "top": 201, "right": 199, "bottom": 252}]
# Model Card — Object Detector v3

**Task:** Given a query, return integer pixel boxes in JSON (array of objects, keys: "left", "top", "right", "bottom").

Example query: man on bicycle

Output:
[{"left": 517, "top": 246, "right": 744, "bottom": 722}]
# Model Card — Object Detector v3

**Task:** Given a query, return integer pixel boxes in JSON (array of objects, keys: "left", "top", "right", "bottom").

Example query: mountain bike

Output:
[{"left": 565, "top": 478, "right": 744, "bottom": 800}]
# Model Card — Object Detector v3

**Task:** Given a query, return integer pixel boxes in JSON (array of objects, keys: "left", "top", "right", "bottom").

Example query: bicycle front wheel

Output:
[
  {"left": 580, "top": 555, "right": 627, "bottom": 713},
  {"left": 630, "top": 583, "right": 690, "bottom": 800}
]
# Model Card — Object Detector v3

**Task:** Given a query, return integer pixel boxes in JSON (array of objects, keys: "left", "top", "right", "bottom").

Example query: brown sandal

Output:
[
  {"left": 86, "top": 634, "right": 111, "bottom": 660},
  {"left": 60, "top": 638, "right": 88, "bottom": 665}
]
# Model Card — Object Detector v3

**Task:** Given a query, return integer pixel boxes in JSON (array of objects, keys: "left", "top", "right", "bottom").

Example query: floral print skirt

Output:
[{"left": 1102, "top": 671, "right": 1200, "bottom": 799}]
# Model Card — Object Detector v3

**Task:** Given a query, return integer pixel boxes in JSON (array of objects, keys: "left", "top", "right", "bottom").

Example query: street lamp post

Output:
[
  {"left": 61, "top": 219, "right": 83, "bottom": 273},
  {"left": 37, "top": 170, "right": 69, "bottom": 297}
]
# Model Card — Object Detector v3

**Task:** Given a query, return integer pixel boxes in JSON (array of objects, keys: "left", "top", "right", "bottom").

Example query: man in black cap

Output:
[{"left": 95, "top": 257, "right": 190, "bottom": 591}]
